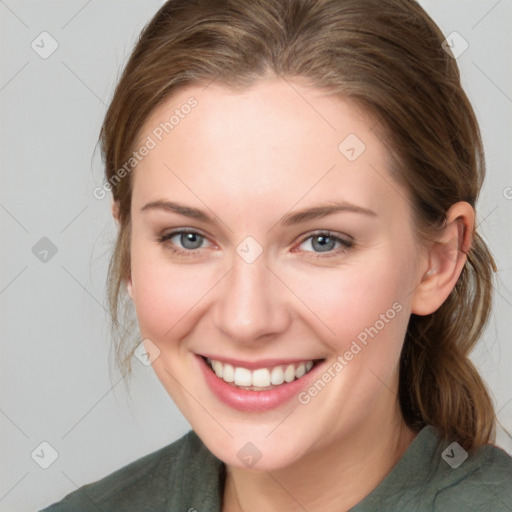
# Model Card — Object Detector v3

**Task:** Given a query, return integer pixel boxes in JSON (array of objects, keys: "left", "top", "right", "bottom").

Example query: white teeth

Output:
[
  {"left": 212, "top": 360, "right": 223, "bottom": 378},
  {"left": 295, "top": 362, "right": 306, "bottom": 379},
  {"left": 233, "top": 367, "right": 252, "bottom": 387},
  {"left": 223, "top": 363, "right": 235, "bottom": 383},
  {"left": 270, "top": 366, "right": 285, "bottom": 385},
  {"left": 207, "top": 358, "right": 317, "bottom": 389},
  {"left": 252, "top": 368, "right": 270, "bottom": 387},
  {"left": 284, "top": 364, "right": 296, "bottom": 383}
]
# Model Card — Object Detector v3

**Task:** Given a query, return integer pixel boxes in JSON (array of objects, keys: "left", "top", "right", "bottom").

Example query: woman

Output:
[{"left": 41, "top": 0, "right": 512, "bottom": 510}]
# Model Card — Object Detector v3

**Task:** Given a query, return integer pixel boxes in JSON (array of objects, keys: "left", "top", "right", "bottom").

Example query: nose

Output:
[{"left": 212, "top": 254, "right": 291, "bottom": 345}]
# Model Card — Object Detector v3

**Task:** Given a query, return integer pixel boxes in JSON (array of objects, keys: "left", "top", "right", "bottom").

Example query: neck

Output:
[{"left": 222, "top": 402, "right": 417, "bottom": 512}]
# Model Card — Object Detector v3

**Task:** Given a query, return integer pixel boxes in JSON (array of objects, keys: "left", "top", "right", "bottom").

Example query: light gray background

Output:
[{"left": 0, "top": 1, "right": 511, "bottom": 511}]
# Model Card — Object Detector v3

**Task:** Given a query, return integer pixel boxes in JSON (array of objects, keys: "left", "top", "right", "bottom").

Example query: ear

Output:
[
  {"left": 126, "top": 277, "right": 133, "bottom": 300},
  {"left": 411, "top": 201, "right": 474, "bottom": 316},
  {"left": 111, "top": 198, "right": 120, "bottom": 228}
]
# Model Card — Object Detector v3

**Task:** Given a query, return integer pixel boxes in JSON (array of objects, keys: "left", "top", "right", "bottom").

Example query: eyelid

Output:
[
  {"left": 160, "top": 227, "right": 211, "bottom": 242},
  {"left": 158, "top": 228, "right": 216, "bottom": 252},
  {"left": 158, "top": 227, "right": 353, "bottom": 257},
  {"left": 293, "top": 230, "right": 353, "bottom": 255},
  {"left": 297, "top": 230, "right": 353, "bottom": 244}
]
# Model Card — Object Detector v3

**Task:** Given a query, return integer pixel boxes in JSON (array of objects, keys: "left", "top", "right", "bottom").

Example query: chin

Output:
[{"left": 193, "top": 421, "right": 314, "bottom": 472}]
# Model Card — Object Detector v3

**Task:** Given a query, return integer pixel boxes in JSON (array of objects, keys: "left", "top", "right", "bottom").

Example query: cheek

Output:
[
  {"left": 130, "top": 234, "right": 415, "bottom": 362},
  {"left": 282, "top": 254, "right": 412, "bottom": 356},
  {"left": 129, "top": 246, "right": 218, "bottom": 342}
]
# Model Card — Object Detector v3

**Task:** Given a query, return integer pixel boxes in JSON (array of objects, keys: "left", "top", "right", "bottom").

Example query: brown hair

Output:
[{"left": 99, "top": 0, "right": 497, "bottom": 451}]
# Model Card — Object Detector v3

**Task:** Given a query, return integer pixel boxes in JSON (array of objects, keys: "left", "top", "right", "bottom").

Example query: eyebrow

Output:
[
  {"left": 140, "top": 199, "right": 377, "bottom": 226},
  {"left": 141, "top": 200, "right": 215, "bottom": 223},
  {"left": 280, "top": 201, "right": 377, "bottom": 225}
]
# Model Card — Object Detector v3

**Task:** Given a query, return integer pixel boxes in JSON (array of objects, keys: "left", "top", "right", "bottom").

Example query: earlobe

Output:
[
  {"left": 126, "top": 278, "right": 133, "bottom": 300},
  {"left": 111, "top": 198, "right": 120, "bottom": 228},
  {"left": 411, "top": 202, "right": 474, "bottom": 316}
]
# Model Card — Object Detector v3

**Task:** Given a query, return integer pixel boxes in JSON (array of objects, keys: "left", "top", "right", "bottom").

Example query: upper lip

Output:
[{"left": 198, "top": 353, "right": 323, "bottom": 370}]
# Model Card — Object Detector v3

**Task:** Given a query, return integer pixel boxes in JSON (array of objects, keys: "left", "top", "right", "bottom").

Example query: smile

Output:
[
  {"left": 197, "top": 355, "right": 326, "bottom": 412},
  {"left": 206, "top": 357, "right": 316, "bottom": 390}
]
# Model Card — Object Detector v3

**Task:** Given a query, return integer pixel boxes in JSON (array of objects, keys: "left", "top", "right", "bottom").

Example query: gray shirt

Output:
[{"left": 39, "top": 425, "right": 512, "bottom": 511}]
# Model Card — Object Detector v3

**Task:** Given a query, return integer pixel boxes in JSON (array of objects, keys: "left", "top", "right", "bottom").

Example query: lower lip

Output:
[{"left": 197, "top": 355, "right": 324, "bottom": 412}]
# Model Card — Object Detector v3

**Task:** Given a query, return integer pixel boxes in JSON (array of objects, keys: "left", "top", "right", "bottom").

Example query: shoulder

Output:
[
  {"left": 39, "top": 429, "right": 224, "bottom": 511},
  {"left": 355, "top": 425, "right": 512, "bottom": 512},
  {"left": 431, "top": 437, "right": 512, "bottom": 511}
]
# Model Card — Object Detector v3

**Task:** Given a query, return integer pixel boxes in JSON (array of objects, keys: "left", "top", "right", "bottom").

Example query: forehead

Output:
[
  {"left": 132, "top": 79, "right": 407, "bottom": 219},
  {"left": 136, "top": 78, "right": 376, "bottom": 157}
]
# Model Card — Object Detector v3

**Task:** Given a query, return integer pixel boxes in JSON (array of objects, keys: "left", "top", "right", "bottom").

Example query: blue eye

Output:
[
  {"left": 158, "top": 229, "right": 210, "bottom": 255},
  {"left": 297, "top": 231, "right": 353, "bottom": 256},
  {"left": 158, "top": 229, "right": 353, "bottom": 259}
]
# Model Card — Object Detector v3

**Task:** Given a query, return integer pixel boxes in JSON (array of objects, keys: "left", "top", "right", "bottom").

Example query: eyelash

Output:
[
  {"left": 157, "top": 229, "right": 211, "bottom": 258},
  {"left": 157, "top": 229, "right": 354, "bottom": 259},
  {"left": 295, "top": 230, "right": 354, "bottom": 258}
]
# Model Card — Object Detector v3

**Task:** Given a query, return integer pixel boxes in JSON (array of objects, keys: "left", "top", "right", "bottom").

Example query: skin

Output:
[{"left": 115, "top": 78, "right": 474, "bottom": 511}]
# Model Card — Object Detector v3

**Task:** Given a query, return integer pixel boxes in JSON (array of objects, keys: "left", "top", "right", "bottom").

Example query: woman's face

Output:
[{"left": 127, "top": 79, "right": 428, "bottom": 470}]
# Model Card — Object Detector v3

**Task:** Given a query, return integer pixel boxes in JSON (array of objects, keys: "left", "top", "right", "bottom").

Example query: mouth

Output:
[
  {"left": 197, "top": 353, "right": 327, "bottom": 411},
  {"left": 202, "top": 356, "right": 323, "bottom": 391}
]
